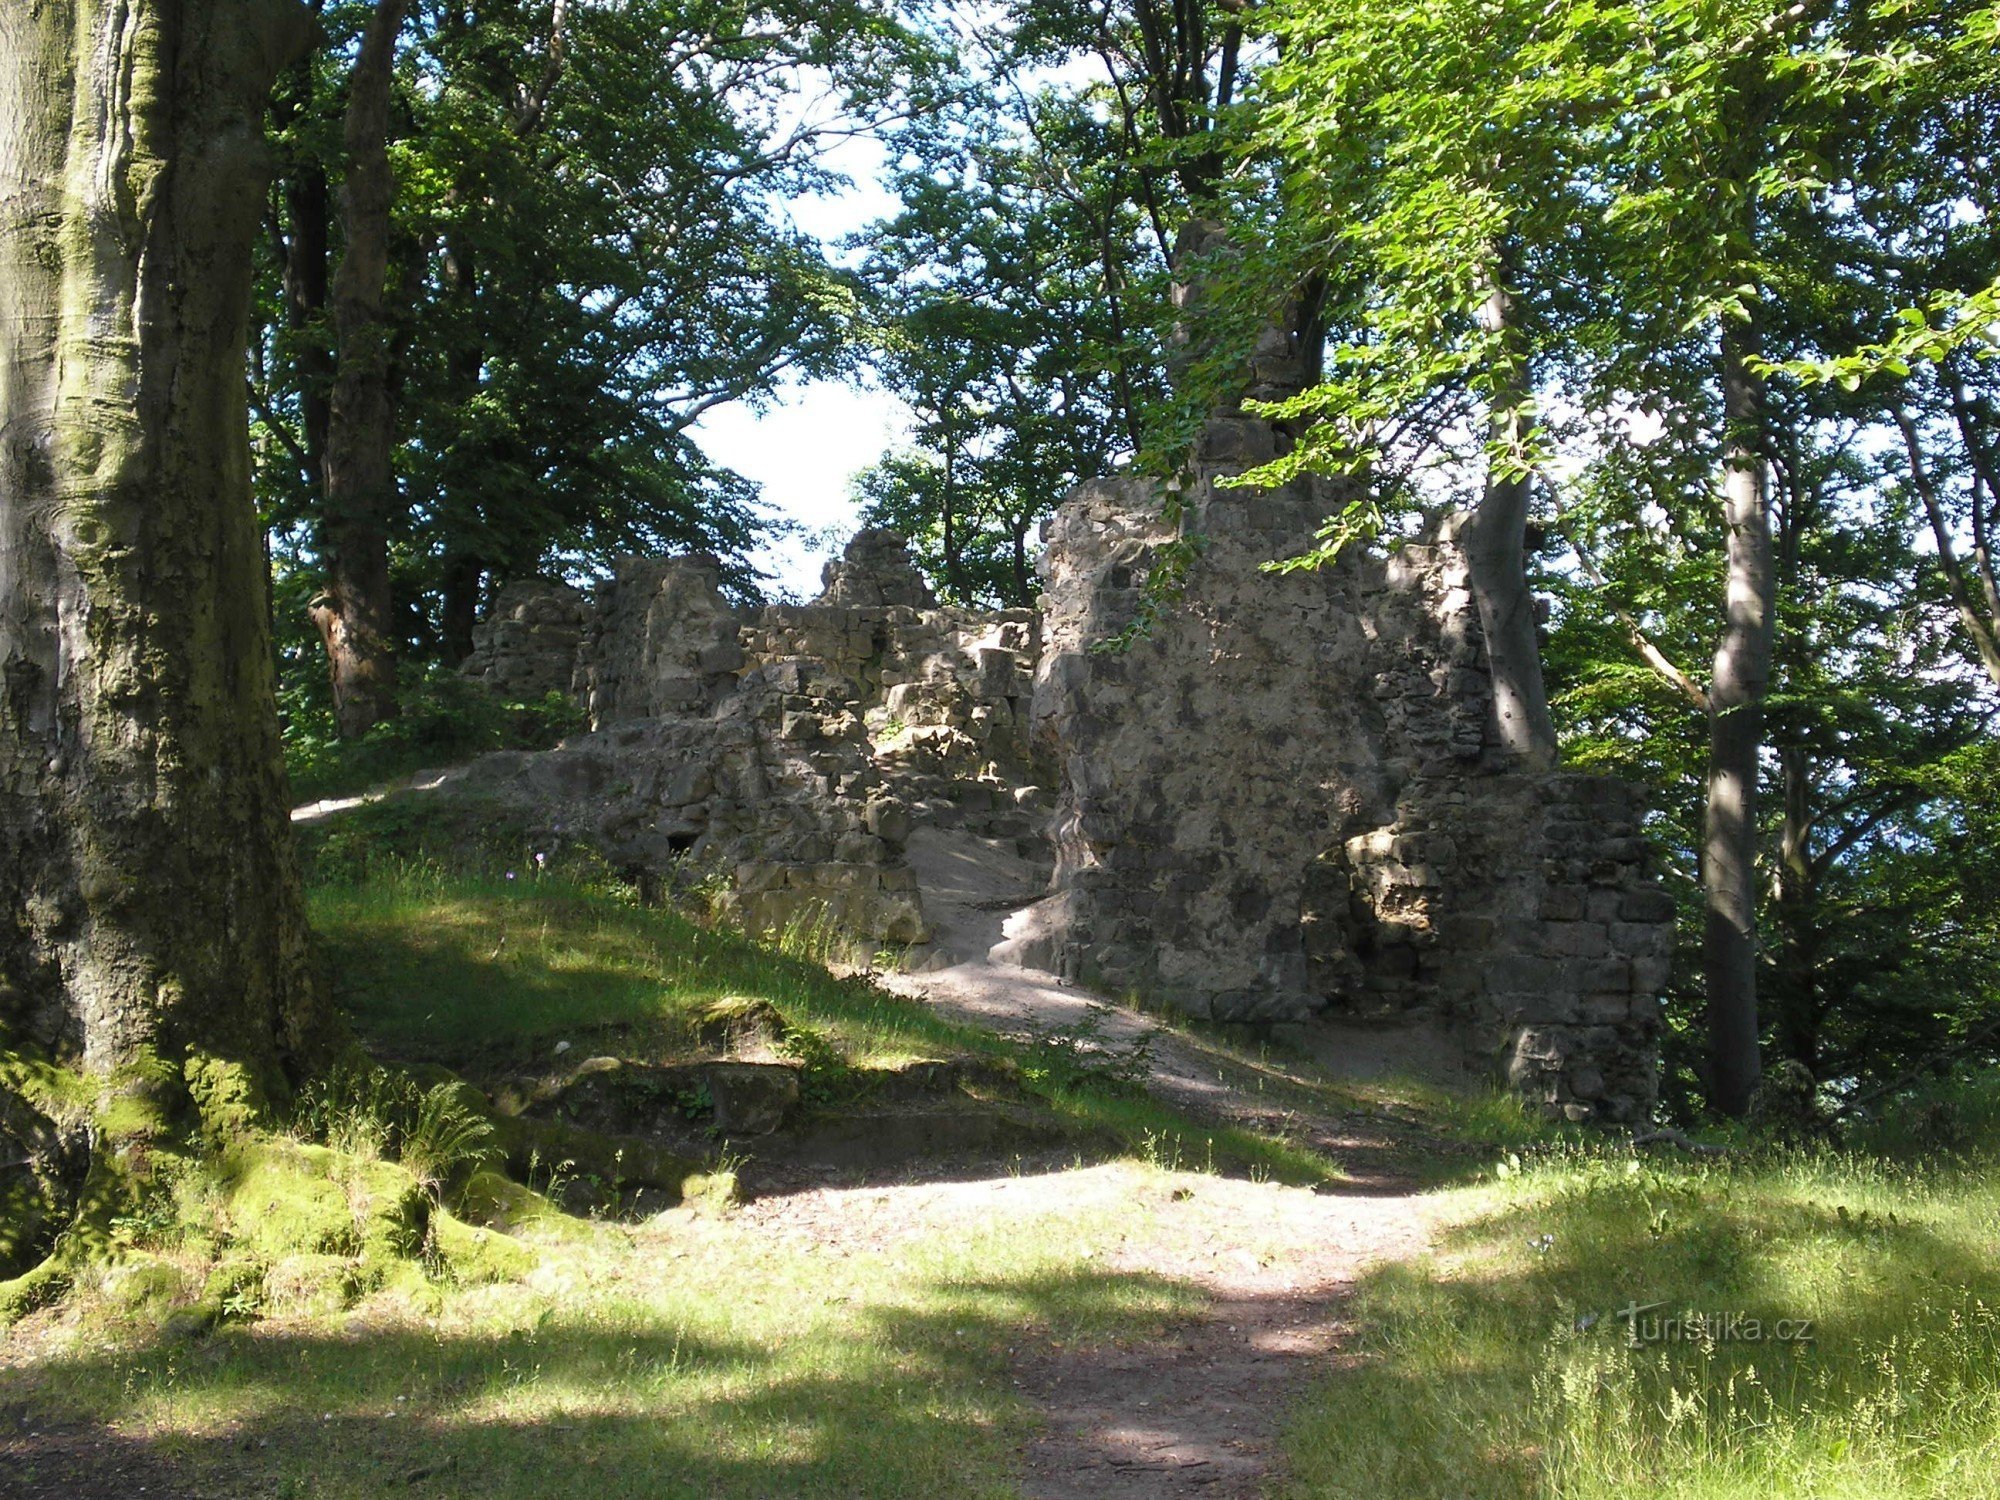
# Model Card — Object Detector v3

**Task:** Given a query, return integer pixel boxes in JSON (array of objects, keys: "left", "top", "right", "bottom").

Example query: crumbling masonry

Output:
[{"left": 463, "top": 439, "right": 1672, "bottom": 1126}]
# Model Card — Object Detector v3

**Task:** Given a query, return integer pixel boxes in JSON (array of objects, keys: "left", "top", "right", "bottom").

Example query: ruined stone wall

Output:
[
  {"left": 458, "top": 531, "right": 1044, "bottom": 950},
  {"left": 461, "top": 580, "right": 588, "bottom": 700},
  {"left": 1026, "top": 414, "right": 1671, "bottom": 1122},
  {"left": 464, "top": 503, "right": 1673, "bottom": 1122}
]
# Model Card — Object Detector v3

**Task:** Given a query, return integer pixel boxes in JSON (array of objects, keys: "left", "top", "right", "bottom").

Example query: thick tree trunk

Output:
[
  {"left": 312, "top": 0, "right": 407, "bottom": 737},
  {"left": 1703, "top": 318, "right": 1775, "bottom": 1117},
  {"left": 0, "top": 0, "right": 324, "bottom": 1088},
  {"left": 1465, "top": 252, "right": 1557, "bottom": 768}
]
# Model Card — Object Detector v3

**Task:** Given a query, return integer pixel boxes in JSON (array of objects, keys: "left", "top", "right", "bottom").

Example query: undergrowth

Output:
[
  {"left": 283, "top": 666, "right": 584, "bottom": 807},
  {"left": 292, "top": 1061, "right": 497, "bottom": 1198}
]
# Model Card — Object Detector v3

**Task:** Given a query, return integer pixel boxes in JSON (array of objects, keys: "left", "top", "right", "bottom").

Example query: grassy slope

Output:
[
  {"left": 10, "top": 796, "right": 1998, "bottom": 1498},
  {"left": 312, "top": 861, "right": 1341, "bottom": 1184},
  {"left": 0, "top": 846, "right": 1329, "bottom": 1496},
  {"left": 1282, "top": 1141, "right": 2000, "bottom": 1499}
]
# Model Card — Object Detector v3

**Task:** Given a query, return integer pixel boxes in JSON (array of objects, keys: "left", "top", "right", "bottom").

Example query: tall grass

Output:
[{"left": 1282, "top": 1140, "right": 2000, "bottom": 1498}]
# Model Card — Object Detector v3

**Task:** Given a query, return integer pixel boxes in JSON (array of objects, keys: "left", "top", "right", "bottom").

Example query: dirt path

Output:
[{"left": 854, "top": 827, "right": 1446, "bottom": 1497}]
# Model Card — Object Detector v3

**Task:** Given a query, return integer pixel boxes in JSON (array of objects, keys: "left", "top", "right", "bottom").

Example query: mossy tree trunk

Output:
[{"left": 0, "top": 0, "right": 326, "bottom": 1110}]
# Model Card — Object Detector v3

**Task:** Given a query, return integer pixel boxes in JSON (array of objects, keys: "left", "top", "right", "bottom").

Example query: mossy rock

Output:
[
  {"left": 454, "top": 1171, "right": 588, "bottom": 1242},
  {"left": 220, "top": 1142, "right": 356, "bottom": 1256},
  {"left": 352, "top": 1159, "right": 431, "bottom": 1261},
  {"left": 688, "top": 996, "right": 792, "bottom": 1054},
  {"left": 102, "top": 1253, "right": 197, "bottom": 1320},
  {"left": 431, "top": 1211, "right": 537, "bottom": 1285},
  {"left": 263, "top": 1253, "right": 362, "bottom": 1318},
  {"left": 219, "top": 1141, "right": 429, "bottom": 1263},
  {"left": 201, "top": 1256, "right": 269, "bottom": 1319},
  {"left": 495, "top": 1115, "right": 701, "bottom": 1207}
]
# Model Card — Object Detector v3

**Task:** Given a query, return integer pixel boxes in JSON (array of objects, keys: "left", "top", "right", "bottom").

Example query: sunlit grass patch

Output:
[
  {"left": 308, "top": 860, "right": 1343, "bottom": 1188},
  {"left": 311, "top": 864, "right": 983, "bottom": 1070},
  {"left": 1281, "top": 1146, "right": 2000, "bottom": 1499},
  {"left": 3, "top": 1169, "right": 1207, "bottom": 1498}
]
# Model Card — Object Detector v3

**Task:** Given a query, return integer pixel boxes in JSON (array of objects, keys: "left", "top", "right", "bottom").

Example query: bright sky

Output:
[
  {"left": 694, "top": 379, "right": 913, "bottom": 600},
  {"left": 689, "top": 120, "right": 913, "bottom": 600}
]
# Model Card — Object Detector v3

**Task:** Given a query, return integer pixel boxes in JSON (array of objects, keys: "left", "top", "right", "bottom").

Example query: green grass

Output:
[
  {"left": 1280, "top": 1141, "right": 2000, "bottom": 1498},
  {"left": 2, "top": 1168, "right": 1207, "bottom": 1498},
  {"left": 4, "top": 833, "right": 1334, "bottom": 1496},
  {"left": 283, "top": 670, "right": 584, "bottom": 807},
  {"left": 25, "top": 795, "right": 1999, "bottom": 1498},
  {"left": 310, "top": 856, "right": 1341, "bottom": 1187}
]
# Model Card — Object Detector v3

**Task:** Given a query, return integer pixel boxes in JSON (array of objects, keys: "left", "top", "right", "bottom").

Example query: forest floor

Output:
[
  {"left": 8, "top": 805, "right": 1997, "bottom": 1498},
  {"left": 0, "top": 805, "right": 1492, "bottom": 1499}
]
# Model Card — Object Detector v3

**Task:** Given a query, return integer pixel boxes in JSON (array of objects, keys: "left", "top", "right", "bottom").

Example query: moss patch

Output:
[
  {"left": 183, "top": 1054, "right": 272, "bottom": 1142},
  {"left": 430, "top": 1211, "right": 537, "bottom": 1285}
]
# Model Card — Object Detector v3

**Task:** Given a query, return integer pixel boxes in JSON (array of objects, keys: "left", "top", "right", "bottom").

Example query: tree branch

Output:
[
  {"left": 1557, "top": 520, "right": 1711, "bottom": 712},
  {"left": 1893, "top": 404, "right": 2000, "bottom": 688}
]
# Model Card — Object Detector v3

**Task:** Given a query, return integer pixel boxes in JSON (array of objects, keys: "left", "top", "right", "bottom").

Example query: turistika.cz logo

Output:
[{"left": 1606, "top": 1301, "right": 1817, "bottom": 1347}]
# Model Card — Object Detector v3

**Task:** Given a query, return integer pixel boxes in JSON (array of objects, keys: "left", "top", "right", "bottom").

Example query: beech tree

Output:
[
  {"left": 254, "top": 0, "right": 932, "bottom": 733},
  {"left": 1239, "top": 0, "right": 1993, "bottom": 1116},
  {"left": 0, "top": 0, "right": 326, "bottom": 1183}
]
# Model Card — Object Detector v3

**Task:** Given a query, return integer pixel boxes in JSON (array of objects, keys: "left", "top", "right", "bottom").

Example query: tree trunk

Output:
[
  {"left": 941, "top": 417, "right": 969, "bottom": 604},
  {"left": 1465, "top": 251, "right": 1557, "bottom": 768},
  {"left": 275, "top": 56, "right": 332, "bottom": 480},
  {"left": 1772, "top": 744, "right": 1820, "bottom": 1073},
  {"left": 0, "top": 0, "right": 325, "bottom": 1091},
  {"left": 1703, "top": 317, "right": 1775, "bottom": 1117},
  {"left": 439, "top": 553, "right": 485, "bottom": 666},
  {"left": 312, "top": 0, "right": 408, "bottom": 738},
  {"left": 1009, "top": 520, "right": 1033, "bottom": 609}
]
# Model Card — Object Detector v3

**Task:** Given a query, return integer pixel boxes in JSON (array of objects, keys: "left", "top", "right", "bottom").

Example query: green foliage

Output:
[
  {"left": 1234, "top": 0, "right": 2000, "bottom": 1118},
  {"left": 282, "top": 663, "right": 582, "bottom": 806},
  {"left": 853, "top": 67, "right": 1175, "bottom": 606},
  {"left": 255, "top": 0, "right": 955, "bottom": 682},
  {"left": 1015, "top": 1011, "right": 1156, "bottom": 1099},
  {"left": 293, "top": 1061, "right": 497, "bottom": 1198},
  {"left": 1849, "top": 1069, "right": 2000, "bottom": 1164}
]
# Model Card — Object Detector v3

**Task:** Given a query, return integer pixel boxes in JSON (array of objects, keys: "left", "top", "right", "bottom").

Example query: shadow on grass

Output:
[
  {"left": 1, "top": 1263, "right": 1207, "bottom": 1500},
  {"left": 312, "top": 878, "right": 1364, "bottom": 1197}
]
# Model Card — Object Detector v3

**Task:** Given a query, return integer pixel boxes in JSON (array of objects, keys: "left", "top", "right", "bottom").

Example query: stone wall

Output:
[
  {"left": 459, "top": 530, "right": 1045, "bottom": 951},
  {"left": 1020, "top": 410, "right": 1670, "bottom": 1122}
]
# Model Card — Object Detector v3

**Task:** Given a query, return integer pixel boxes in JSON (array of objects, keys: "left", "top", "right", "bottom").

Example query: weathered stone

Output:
[
  {"left": 705, "top": 1063, "right": 801, "bottom": 1135},
  {"left": 459, "top": 477, "right": 1673, "bottom": 1121}
]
